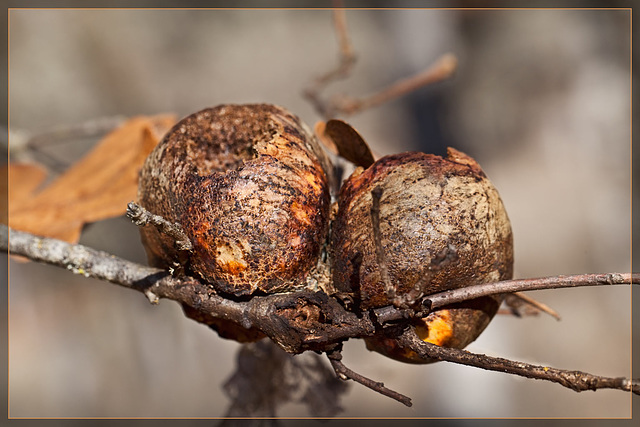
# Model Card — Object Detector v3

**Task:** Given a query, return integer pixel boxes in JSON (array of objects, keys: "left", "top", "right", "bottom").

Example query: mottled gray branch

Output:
[{"left": 2, "top": 224, "right": 371, "bottom": 354}]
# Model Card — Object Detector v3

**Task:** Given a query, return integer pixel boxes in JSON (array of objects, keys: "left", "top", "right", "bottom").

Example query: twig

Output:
[
  {"left": 327, "top": 349, "right": 412, "bottom": 407},
  {"left": 424, "top": 273, "right": 639, "bottom": 310},
  {"left": 397, "top": 328, "right": 639, "bottom": 395},
  {"left": 6, "top": 116, "right": 128, "bottom": 173},
  {"left": 509, "top": 291, "right": 561, "bottom": 320},
  {"left": 303, "top": 5, "right": 356, "bottom": 119},
  {"left": 303, "top": 5, "right": 457, "bottom": 119},
  {"left": 370, "top": 186, "right": 395, "bottom": 302},
  {"left": 126, "top": 202, "right": 193, "bottom": 251},
  {"left": 26, "top": 115, "right": 126, "bottom": 148},
  {"left": 332, "top": 53, "right": 458, "bottom": 116}
]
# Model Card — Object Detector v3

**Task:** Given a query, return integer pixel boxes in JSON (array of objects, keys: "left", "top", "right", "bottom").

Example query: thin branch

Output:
[
  {"left": 26, "top": 115, "right": 126, "bottom": 149},
  {"left": 303, "top": 5, "right": 356, "bottom": 119},
  {"left": 397, "top": 328, "right": 639, "bottom": 395},
  {"left": 302, "top": 6, "right": 457, "bottom": 119},
  {"left": 370, "top": 186, "right": 394, "bottom": 301},
  {"left": 126, "top": 202, "right": 193, "bottom": 251},
  {"left": 333, "top": 53, "right": 458, "bottom": 116},
  {"left": 327, "top": 349, "right": 412, "bottom": 407},
  {"left": 508, "top": 291, "right": 561, "bottom": 320},
  {"left": 425, "top": 273, "right": 639, "bottom": 310},
  {"left": 6, "top": 116, "right": 127, "bottom": 173}
]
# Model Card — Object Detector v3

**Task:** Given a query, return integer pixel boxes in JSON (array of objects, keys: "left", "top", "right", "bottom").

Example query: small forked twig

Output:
[
  {"left": 332, "top": 53, "right": 458, "bottom": 116},
  {"left": 126, "top": 202, "right": 193, "bottom": 251},
  {"left": 326, "top": 349, "right": 412, "bottom": 407},
  {"left": 303, "top": 5, "right": 457, "bottom": 119},
  {"left": 370, "top": 186, "right": 396, "bottom": 303}
]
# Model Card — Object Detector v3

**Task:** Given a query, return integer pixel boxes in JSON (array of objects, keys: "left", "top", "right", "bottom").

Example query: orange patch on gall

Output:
[
  {"left": 302, "top": 170, "right": 322, "bottom": 193},
  {"left": 219, "top": 259, "right": 248, "bottom": 275},
  {"left": 291, "top": 201, "right": 311, "bottom": 226},
  {"left": 415, "top": 310, "right": 454, "bottom": 346}
]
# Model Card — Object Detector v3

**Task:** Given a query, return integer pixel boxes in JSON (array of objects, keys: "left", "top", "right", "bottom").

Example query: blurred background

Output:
[{"left": 5, "top": 7, "right": 633, "bottom": 420}]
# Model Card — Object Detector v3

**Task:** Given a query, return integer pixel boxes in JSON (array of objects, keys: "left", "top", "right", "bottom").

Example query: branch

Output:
[
  {"left": 327, "top": 349, "right": 412, "bottom": 407},
  {"left": 505, "top": 291, "right": 561, "bottom": 320},
  {"left": 332, "top": 53, "right": 458, "bottom": 116},
  {"left": 425, "top": 273, "right": 639, "bottom": 310},
  {"left": 3, "top": 223, "right": 637, "bottom": 403},
  {"left": 2, "top": 224, "right": 372, "bottom": 354},
  {"left": 303, "top": 6, "right": 356, "bottom": 119},
  {"left": 302, "top": 6, "right": 457, "bottom": 119},
  {"left": 126, "top": 202, "right": 193, "bottom": 251},
  {"left": 397, "top": 328, "right": 639, "bottom": 395}
]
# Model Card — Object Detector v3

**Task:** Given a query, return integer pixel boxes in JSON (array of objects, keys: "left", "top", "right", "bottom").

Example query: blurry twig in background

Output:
[
  {"left": 502, "top": 291, "right": 562, "bottom": 320},
  {"left": 221, "top": 340, "right": 347, "bottom": 421},
  {"left": 6, "top": 115, "right": 127, "bottom": 173},
  {"left": 303, "top": 4, "right": 356, "bottom": 119},
  {"left": 330, "top": 53, "right": 458, "bottom": 116},
  {"left": 303, "top": 7, "right": 458, "bottom": 119}
]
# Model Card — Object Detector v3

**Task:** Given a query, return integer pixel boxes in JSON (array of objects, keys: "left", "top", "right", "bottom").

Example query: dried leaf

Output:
[
  {"left": 6, "top": 114, "right": 176, "bottom": 242},
  {"left": 314, "top": 121, "right": 338, "bottom": 156},
  {"left": 0, "top": 163, "right": 48, "bottom": 224},
  {"left": 318, "top": 119, "right": 376, "bottom": 168}
]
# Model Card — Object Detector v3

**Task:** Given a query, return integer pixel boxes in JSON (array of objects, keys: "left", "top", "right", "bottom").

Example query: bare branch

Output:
[
  {"left": 333, "top": 53, "right": 458, "bottom": 116},
  {"left": 302, "top": 6, "right": 456, "bottom": 119},
  {"left": 303, "top": 5, "right": 356, "bottom": 119},
  {"left": 397, "top": 328, "right": 639, "bottom": 395},
  {"left": 327, "top": 349, "right": 412, "bottom": 407},
  {"left": 126, "top": 202, "right": 193, "bottom": 251},
  {"left": 3, "top": 223, "right": 637, "bottom": 403},
  {"left": 507, "top": 291, "right": 561, "bottom": 320},
  {"left": 26, "top": 115, "right": 126, "bottom": 149},
  {"left": 370, "top": 186, "right": 394, "bottom": 301},
  {"left": 2, "top": 224, "right": 372, "bottom": 354},
  {"left": 425, "top": 273, "right": 639, "bottom": 310}
]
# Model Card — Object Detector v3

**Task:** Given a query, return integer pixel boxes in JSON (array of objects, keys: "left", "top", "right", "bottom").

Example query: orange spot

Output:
[
  {"left": 215, "top": 241, "right": 249, "bottom": 276},
  {"left": 291, "top": 201, "right": 311, "bottom": 226},
  {"left": 219, "top": 259, "right": 248, "bottom": 275},
  {"left": 415, "top": 310, "right": 454, "bottom": 346},
  {"left": 303, "top": 170, "right": 322, "bottom": 193}
]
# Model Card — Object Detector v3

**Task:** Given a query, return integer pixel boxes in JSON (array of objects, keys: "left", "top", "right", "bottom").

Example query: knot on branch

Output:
[{"left": 253, "top": 291, "right": 374, "bottom": 354}]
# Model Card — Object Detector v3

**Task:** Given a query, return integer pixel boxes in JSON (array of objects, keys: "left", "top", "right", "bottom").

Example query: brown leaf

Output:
[
  {"left": 318, "top": 119, "right": 376, "bottom": 168},
  {"left": 0, "top": 163, "right": 48, "bottom": 224},
  {"left": 7, "top": 114, "right": 176, "bottom": 242}
]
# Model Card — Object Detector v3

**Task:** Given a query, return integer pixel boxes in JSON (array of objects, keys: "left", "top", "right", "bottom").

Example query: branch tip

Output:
[
  {"left": 126, "top": 202, "right": 193, "bottom": 251},
  {"left": 327, "top": 350, "right": 412, "bottom": 407},
  {"left": 144, "top": 289, "right": 160, "bottom": 304}
]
